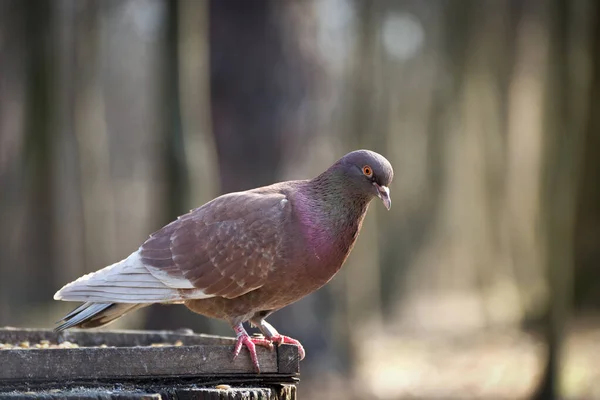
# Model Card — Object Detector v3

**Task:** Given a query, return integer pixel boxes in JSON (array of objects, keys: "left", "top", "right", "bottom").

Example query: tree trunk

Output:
[{"left": 532, "top": 0, "right": 591, "bottom": 397}]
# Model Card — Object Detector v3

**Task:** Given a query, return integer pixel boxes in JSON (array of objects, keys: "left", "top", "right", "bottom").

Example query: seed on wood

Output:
[{"left": 215, "top": 384, "right": 231, "bottom": 390}]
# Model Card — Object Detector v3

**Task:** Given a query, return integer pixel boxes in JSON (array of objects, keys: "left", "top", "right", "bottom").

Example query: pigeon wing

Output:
[
  {"left": 140, "top": 190, "right": 290, "bottom": 300},
  {"left": 54, "top": 190, "right": 290, "bottom": 303}
]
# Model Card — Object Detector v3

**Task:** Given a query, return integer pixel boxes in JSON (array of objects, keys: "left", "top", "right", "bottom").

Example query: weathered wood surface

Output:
[
  {"left": 0, "top": 391, "right": 162, "bottom": 400},
  {"left": 0, "top": 328, "right": 299, "bottom": 399},
  {"left": 0, "top": 327, "right": 235, "bottom": 347},
  {"left": 0, "top": 386, "right": 296, "bottom": 399}
]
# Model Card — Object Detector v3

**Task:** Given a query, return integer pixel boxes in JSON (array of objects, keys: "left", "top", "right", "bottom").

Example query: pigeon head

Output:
[{"left": 332, "top": 149, "right": 393, "bottom": 210}]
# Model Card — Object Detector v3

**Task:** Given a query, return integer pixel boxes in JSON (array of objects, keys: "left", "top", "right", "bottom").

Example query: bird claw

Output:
[
  {"left": 232, "top": 331, "right": 273, "bottom": 373},
  {"left": 269, "top": 334, "right": 306, "bottom": 360},
  {"left": 232, "top": 323, "right": 305, "bottom": 372}
]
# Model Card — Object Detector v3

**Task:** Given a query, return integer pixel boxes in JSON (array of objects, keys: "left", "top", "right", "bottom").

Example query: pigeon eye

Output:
[{"left": 362, "top": 165, "right": 373, "bottom": 178}]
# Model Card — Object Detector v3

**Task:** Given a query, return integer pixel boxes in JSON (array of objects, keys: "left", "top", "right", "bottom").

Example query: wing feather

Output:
[
  {"left": 54, "top": 189, "right": 290, "bottom": 304},
  {"left": 53, "top": 251, "right": 203, "bottom": 303},
  {"left": 140, "top": 190, "right": 290, "bottom": 299}
]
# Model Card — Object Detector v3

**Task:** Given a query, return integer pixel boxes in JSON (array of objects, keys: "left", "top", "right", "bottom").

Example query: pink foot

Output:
[
  {"left": 270, "top": 334, "right": 305, "bottom": 360},
  {"left": 232, "top": 325, "right": 273, "bottom": 372}
]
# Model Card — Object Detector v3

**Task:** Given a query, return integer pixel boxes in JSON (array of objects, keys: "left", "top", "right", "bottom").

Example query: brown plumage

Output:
[{"left": 54, "top": 149, "right": 393, "bottom": 371}]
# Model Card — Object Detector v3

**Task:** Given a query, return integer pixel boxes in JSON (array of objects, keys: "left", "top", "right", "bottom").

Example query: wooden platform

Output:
[{"left": 0, "top": 327, "right": 299, "bottom": 399}]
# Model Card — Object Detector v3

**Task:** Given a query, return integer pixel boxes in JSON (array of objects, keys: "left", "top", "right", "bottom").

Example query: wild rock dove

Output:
[{"left": 54, "top": 149, "right": 393, "bottom": 371}]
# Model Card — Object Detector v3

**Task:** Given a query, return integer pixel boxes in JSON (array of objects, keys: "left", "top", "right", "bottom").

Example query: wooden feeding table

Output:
[{"left": 0, "top": 327, "right": 299, "bottom": 399}]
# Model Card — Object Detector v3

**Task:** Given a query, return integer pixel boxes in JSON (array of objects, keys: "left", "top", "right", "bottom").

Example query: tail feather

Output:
[
  {"left": 53, "top": 250, "right": 210, "bottom": 303},
  {"left": 55, "top": 302, "right": 146, "bottom": 332}
]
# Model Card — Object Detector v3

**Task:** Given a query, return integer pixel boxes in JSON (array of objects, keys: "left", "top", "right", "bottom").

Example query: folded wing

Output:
[{"left": 54, "top": 190, "right": 290, "bottom": 303}]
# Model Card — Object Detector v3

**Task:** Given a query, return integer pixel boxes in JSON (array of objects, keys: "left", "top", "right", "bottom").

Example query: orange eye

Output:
[{"left": 362, "top": 165, "right": 373, "bottom": 177}]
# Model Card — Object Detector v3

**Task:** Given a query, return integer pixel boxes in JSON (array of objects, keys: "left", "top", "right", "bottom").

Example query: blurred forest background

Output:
[{"left": 1, "top": 0, "right": 600, "bottom": 398}]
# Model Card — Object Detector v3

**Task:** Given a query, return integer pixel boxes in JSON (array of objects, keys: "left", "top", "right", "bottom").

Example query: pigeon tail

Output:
[
  {"left": 54, "top": 302, "right": 146, "bottom": 332},
  {"left": 53, "top": 250, "right": 210, "bottom": 303}
]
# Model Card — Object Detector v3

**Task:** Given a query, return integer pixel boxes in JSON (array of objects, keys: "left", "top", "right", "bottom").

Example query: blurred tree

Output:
[
  {"left": 209, "top": 0, "right": 309, "bottom": 192},
  {"left": 574, "top": 2, "right": 600, "bottom": 311},
  {"left": 0, "top": 0, "right": 56, "bottom": 323},
  {"left": 532, "top": 0, "right": 591, "bottom": 398},
  {"left": 0, "top": 0, "right": 29, "bottom": 325}
]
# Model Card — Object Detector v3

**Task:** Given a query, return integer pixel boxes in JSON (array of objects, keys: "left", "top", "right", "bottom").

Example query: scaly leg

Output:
[
  {"left": 232, "top": 323, "right": 273, "bottom": 373},
  {"left": 255, "top": 319, "right": 305, "bottom": 360}
]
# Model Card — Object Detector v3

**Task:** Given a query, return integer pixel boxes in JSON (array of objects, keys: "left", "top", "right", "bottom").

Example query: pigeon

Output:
[{"left": 54, "top": 149, "right": 393, "bottom": 372}]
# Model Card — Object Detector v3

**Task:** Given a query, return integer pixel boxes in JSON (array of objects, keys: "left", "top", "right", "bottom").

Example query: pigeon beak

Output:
[{"left": 374, "top": 183, "right": 391, "bottom": 210}]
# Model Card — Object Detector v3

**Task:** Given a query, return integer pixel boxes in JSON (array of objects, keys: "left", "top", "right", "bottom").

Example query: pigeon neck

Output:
[
  {"left": 309, "top": 167, "right": 372, "bottom": 214},
  {"left": 297, "top": 173, "right": 371, "bottom": 260}
]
